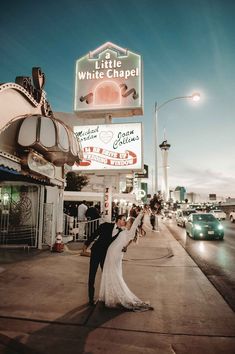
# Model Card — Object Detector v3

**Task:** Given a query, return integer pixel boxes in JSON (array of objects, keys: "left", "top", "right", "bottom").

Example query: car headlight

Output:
[
  {"left": 218, "top": 224, "right": 223, "bottom": 230},
  {"left": 194, "top": 224, "right": 202, "bottom": 231}
]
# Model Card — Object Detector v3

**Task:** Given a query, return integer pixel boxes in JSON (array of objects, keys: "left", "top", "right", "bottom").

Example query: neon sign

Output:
[{"left": 74, "top": 42, "right": 143, "bottom": 117}]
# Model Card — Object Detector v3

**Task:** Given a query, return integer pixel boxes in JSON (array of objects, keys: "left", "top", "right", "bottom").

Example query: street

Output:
[
  {"left": 0, "top": 219, "right": 235, "bottom": 354},
  {"left": 164, "top": 218, "right": 235, "bottom": 311}
]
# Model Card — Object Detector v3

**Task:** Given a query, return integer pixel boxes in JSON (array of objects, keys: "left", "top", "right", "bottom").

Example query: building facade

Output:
[{"left": 0, "top": 67, "right": 82, "bottom": 248}]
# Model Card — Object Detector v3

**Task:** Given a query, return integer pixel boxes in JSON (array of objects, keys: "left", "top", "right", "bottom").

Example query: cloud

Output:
[{"left": 169, "top": 166, "right": 235, "bottom": 197}]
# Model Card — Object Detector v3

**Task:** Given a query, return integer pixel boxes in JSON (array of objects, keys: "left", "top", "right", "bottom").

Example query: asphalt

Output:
[{"left": 0, "top": 219, "right": 235, "bottom": 354}]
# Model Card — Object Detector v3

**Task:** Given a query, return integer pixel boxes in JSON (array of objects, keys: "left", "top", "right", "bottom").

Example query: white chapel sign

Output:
[{"left": 74, "top": 42, "right": 143, "bottom": 118}]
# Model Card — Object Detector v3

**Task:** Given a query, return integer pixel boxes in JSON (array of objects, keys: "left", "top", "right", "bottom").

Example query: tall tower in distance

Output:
[{"left": 159, "top": 139, "right": 171, "bottom": 201}]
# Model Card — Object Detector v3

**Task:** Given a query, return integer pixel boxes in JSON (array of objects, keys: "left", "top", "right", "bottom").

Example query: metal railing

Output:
[
  {"left": 63, "top": 214, "right": 101, "bottom": 241},
  {"left": 0, "top": 224, "right": 37, "bottom": 248},
  {"left": 0, "top": 207, "right": 37, "bottom": 248}
]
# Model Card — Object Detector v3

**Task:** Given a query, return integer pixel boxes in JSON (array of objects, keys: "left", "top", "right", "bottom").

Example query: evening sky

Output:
[{"left": 0, "top": 0, "right": 234, "bottom": 198}]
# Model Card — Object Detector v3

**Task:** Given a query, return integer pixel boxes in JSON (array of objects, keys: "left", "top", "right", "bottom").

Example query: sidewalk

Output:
[{"left": 0, "top": 220, "right": 235, "bottom": 354}]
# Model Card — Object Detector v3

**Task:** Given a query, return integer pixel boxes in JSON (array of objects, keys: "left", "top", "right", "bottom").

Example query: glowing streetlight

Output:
[
  {"left": 191, "top": 92, "right": 201, "bottom": 102},
  {"left": 154, "top": 92, "right": 200, "bottom": 195}
]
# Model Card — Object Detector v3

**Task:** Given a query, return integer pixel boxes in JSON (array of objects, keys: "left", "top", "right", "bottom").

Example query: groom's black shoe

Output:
[{"left": 89, "top": 299, "right": 95, "bottom": 306}]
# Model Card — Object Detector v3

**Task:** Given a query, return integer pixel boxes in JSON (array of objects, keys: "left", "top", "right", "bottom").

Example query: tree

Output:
[{"left": 65, "top": 172, "right": 88, "bottom": 191}]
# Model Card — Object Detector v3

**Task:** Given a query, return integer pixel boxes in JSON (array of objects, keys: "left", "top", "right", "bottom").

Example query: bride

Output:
[{"left": 99, "top": 211, "right": 153, "bottom": 311}]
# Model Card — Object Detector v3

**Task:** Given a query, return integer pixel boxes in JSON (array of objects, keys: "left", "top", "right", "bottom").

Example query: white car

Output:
[
  {"left": 229, "top": 211, "right": 235, "bottom": 223},
  {"left": 176, "top": 209, "right": 196, "bottom": 227},
  {"left": 210, "top": 209, "right": 226, "bottom": 220}
]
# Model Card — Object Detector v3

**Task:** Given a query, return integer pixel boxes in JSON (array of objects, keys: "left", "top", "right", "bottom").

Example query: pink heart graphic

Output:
[{"left": 99, "top": 131, "right": 113, "bottom": 144}]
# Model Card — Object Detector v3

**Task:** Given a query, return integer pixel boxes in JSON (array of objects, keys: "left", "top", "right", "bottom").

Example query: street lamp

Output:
[{"left": 154, "top": 92, "right": 200, "bottom": 195}]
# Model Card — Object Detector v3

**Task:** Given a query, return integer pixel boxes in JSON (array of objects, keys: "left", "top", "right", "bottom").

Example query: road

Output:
[{"left": 164, "top": 217, "right": 235, "bottom": 312}]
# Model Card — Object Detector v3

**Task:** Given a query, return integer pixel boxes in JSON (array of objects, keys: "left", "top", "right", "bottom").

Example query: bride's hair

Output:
[
  {"left": 128, "top": 216, "right": 135, "bottom": 220},
  {"left": 126, "top": 217, "right": 135, "bottom": 229}
]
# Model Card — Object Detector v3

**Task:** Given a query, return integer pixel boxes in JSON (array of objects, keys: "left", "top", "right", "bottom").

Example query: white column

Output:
[
  {"left": 154, "top": 104, "right": 158, "bottom": 193},
  {"left": 103, "top": 175, "right": 112, "bottom": 222},
  {"left": 37, "top": 186, "right": 45, "bottom": 249},
  {"left": 161, "top": 149, "right": 169, "bottom": 201},
  {"left": 57, "top": 188, "right": 64, "bottom": 233}
]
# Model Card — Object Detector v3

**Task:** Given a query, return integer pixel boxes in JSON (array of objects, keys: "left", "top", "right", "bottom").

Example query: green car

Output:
[{"left": 185, "top": 213, "right": 224, "bottom": 240}]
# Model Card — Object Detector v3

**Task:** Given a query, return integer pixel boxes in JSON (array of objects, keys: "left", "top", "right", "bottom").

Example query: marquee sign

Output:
[
  {"left": 74, "top": 42, "right": 143, "bottom": 117},
  {"left": 73, "top": 122, "right": 142, "bottom": 171}
]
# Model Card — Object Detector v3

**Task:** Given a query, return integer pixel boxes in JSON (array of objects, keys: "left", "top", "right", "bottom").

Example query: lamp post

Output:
[{"left": 154, "top": 92, "right": 200, "bottom": 196}]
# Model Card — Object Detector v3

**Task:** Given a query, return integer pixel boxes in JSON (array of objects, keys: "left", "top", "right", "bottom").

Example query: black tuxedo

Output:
[{"left": 84, "top": 222, "right": 121, "bottom": 303}]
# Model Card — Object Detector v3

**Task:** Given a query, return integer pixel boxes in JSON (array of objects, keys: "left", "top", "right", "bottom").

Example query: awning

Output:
[
  {"left": 17, "top": 115, "right": 83, "bottom": 167},
  {"left": 0, "top": 151, "right": 21, "bottom": 173}
]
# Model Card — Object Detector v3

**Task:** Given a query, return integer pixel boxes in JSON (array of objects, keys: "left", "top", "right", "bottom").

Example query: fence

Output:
[
  {"left": 63, "top": 214, "right": 101, "bottom": 242},
  {"left": 0, "top": 201, "right": 38, "bottom": 248}
]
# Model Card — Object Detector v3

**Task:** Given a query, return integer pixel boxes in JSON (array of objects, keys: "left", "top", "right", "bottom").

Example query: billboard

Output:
[
  {"left": 209, "top": 194, "right": 216, "bottom": 201},
  {"left": 74, "top": 42, "right": 143, "bottom": 117},
  {"left": 73, "top": 122, "right": 142, "bottom": 171}
]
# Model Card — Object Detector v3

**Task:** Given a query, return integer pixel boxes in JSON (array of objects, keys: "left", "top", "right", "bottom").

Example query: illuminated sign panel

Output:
[
  {"left": 74, "top": 42, "right": 143, "bottom": 117},
  {"left": 27, "top": 151, "right": 55, "bottom": 178},
  {"left": 73, "top": 123, "right": 142, "bottom": 171}
]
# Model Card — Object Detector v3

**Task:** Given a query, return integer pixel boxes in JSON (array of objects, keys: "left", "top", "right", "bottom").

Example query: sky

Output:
[{"left": 1, "top": 0, "right": 235, "bottom": 199}]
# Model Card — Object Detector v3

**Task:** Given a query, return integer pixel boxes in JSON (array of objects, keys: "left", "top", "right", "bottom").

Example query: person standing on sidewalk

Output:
[
  {"left": 77, "top": 201, "right": 88, "bottom": 238},
  {"left": 82, "top": 214, "right": 126, "bottom": 305},
  {"left": 77, "top": 200, "right": 88, "bottom": 221},
  {"left": 99, "top": 211, "right": 154, "bottom": 312}
]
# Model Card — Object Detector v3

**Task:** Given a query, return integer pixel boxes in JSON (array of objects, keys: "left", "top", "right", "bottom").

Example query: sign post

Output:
[
  {"left": 74, "top": 42, "right": 143, "bottom": 221},
  {"left": 104, "top": 178, "right": 112, "bottom": 222}
]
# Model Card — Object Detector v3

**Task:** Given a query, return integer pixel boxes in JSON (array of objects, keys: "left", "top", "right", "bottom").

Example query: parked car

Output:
[
  {"left": 162, "top": 209, "right": 173, "bottom": 219},
  {"left": 210, "top": 209, "right": 226, "bottom": 220},
  {"left": 189, "top": 203, "right": 206, "bottom": 212},
  {"left": 185, "top": 213, "right": 224, "bottom": 240},
  {"left": 229, "top": 211, "right": 235, "bottom": 223},
  {"left": 176, "top": 209, "right": 196, "bottom": 227}
]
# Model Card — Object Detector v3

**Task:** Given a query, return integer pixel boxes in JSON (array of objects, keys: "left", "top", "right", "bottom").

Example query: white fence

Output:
[{"left": 63, "top": 214, "right": 101, "bottom": 241}]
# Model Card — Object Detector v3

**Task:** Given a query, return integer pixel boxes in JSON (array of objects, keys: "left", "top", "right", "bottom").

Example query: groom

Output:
[{"left": 82, "top": 214, "right": 126, "bottom": 305}]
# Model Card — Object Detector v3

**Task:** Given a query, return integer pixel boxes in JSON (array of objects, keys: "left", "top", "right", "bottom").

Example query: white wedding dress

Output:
[{"left": 99, "top": 213, "right": 153, "bottom": 311}]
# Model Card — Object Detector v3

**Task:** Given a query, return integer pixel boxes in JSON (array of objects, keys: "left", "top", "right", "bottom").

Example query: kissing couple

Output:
[{"left": 82, "top": 209, "right": 154, "bottom": 311}]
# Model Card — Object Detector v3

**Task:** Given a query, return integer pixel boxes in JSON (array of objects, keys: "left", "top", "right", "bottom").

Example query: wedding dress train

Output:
[{"left": 99, "top": 213, "right": 153, "bottom": 311}]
